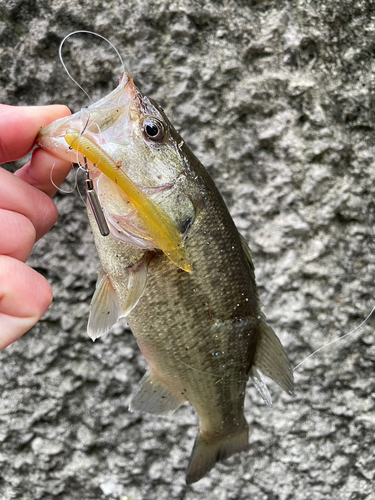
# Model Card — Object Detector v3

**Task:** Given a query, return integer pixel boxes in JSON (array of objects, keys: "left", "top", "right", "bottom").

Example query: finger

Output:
[
  {"left": 0, "top": 256, "right": 53, "bottom": 350},
  {"left": 0, "top": 104, "right": 71, "bottom": 164},
  {"left": 0, "top": 209, "right": 36, "bottom": 261},
  {"left": 0, "top": 168, "right": 58, "bottom": 241},
  {"left": 15, "top": 147, "right": 73, "bottom": 198}
]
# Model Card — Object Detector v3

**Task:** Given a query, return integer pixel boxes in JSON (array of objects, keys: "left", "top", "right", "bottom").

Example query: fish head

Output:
[
  {"left": 38, "top": 72, "right": 186, "bottom": 184},
  {"left": 38, "top": 73, "right": 196, "bottom": 268}
]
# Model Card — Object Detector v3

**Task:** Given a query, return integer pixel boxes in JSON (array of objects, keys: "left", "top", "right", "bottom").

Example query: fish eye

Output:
[{"left": 142, "top": 117, "right": 165, "bottom": 142}]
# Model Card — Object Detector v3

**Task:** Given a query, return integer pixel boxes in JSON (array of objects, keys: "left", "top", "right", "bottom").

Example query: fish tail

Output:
[{"left": 185, "top": 417, "right": 249, "bottom": 484}]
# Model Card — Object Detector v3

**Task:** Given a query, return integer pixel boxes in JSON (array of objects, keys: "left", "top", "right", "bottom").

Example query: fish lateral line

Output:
[
  {"left": 293, "top": 305, "right": 375, "bottom": 371},
  {"left": 64, "top": 129, "right": 193, "bottom": 273}
]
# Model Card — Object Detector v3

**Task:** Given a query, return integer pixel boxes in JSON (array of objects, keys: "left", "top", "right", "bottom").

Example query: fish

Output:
[{"left": 37, "top": 71, "right": 294, "bottom": 484}]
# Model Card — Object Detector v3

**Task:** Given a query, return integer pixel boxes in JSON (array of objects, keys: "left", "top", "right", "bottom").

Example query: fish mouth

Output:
[
  {"left": 93, "top": 172, "right": 177, "bottom": 250},
  {"left": 37, "top": 72, "right": 135, "bottom": 167},
  {"left": 37, "top": 73, "right": 192, "bottom": 273}
]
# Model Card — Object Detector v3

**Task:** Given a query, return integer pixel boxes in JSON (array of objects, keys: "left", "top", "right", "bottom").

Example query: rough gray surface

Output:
[{"left": 1, "top": 0, "right": 375, "bottom": 499}]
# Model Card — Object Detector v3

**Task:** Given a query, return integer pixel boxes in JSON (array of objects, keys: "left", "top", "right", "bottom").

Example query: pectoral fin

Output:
[
  {"left": 88, "top": 257, "right": 148, "bottom": 339},
  {"left": 253, "top": 319, "right": 294, "bottom": 394},
  {"left": 87, "top": 272, "right": 120, "bottom": 340},
  {"left": 129, "top": 372, "right": 185, "bottom": 415},
  {"left": 120, "top": 255, "right": 148, "bottom": 317}
]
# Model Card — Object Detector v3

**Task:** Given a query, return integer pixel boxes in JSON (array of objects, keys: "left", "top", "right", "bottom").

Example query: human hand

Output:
[{"left": 0, "top": 104, "right": 72, "bottom": 349}]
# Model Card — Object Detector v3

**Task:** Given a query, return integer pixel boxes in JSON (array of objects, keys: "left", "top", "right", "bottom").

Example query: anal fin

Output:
[
  {"left": 253, "top": 319, "right": 294, "bottom": 394},
  {"left": 129, "top": 372, "right": 185, "bottom": 415}
]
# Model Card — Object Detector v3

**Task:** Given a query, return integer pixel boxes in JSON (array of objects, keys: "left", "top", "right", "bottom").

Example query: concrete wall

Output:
[{"left": 1, "top": 1, "right": 375, "bottom": 498}]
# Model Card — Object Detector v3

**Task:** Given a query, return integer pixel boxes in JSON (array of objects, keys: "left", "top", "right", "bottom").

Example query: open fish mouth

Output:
[
  {"left": 37, "top": 73, "right": 192, "bottom": 273},
  {"left": 37, "top": 72, "right": 134, "bottom": 168},
  {"left": 94, "top": 172, "right": 178, "bottom": 249}
]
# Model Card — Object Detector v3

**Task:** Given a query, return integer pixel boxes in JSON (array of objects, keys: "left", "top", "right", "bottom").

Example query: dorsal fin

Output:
[
  {"left": 239, "top": 232, "right": 255, "bottom": 273},
  {"left": 250, "top": 365, "right": 273, "bottom": 407},
  {"left": 239, "top": 232, "right": 262, "bottom": 308},
  {"left": 238, "top": 234, "right": 294, "bottom": 396},
  {"left": 253, "top": 319, "right": 294, "bottom": 395}
]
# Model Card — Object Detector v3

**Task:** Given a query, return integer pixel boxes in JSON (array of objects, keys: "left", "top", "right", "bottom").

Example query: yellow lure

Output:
[{"left": 64, "top": 129, "right": 192, "bottom": 273}]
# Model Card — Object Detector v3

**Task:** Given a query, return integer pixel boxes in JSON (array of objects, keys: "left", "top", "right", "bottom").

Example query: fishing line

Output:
[
  {"left": 293, "top": 305, "right": 375, "bottom": 371},
  {"left": 59, "top": 30, "right": 125, "bottom": 102},
  {"left": 50, "top": 162, "right": 78, "bottom": 194},
  {"left": 54, "top": 31, "right": 123, "bottom": 202},
  {"left": 79, "top": 106, "right": 91, "bottom": 138},
  {"left": 75, "top": 166, "right": 89, "bottom": 207},
  {"left": 172, "top": 352, "right": 223, "bottom": 379},
  {"left": 70, "top": 108, "right": 91, "bottom": 166}
]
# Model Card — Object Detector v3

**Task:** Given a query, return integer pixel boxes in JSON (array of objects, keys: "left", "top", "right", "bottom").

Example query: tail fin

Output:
[{"left": 185, "top": 418, "right": 249, "bottom": 484}]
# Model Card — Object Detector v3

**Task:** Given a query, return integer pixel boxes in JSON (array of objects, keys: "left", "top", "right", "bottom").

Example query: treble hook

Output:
[{"left": 83, "top": 157, "right": 110, "bottom": 237}]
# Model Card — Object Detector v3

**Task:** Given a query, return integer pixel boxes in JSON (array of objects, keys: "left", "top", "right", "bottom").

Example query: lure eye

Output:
[{"left": 142, "top": 118, "right": 165, "bottom": 141}]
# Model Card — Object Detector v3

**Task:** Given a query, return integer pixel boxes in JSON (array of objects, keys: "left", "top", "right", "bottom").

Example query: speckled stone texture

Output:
[{"left": 1, "top": 1, "right": 375, "bottom": 499}]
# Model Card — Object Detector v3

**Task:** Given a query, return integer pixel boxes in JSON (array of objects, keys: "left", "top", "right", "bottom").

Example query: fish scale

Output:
[
  {"left": 126, "top": 191, "right": 260, "bottom": 431},
  {"left": 37, "top": 70, "right": 293, "bottom": 484}
]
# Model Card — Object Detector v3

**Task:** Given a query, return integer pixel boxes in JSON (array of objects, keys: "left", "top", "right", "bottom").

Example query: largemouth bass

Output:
[{"left": 37, "top": 72, "right": 294, "bottom": 484}]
